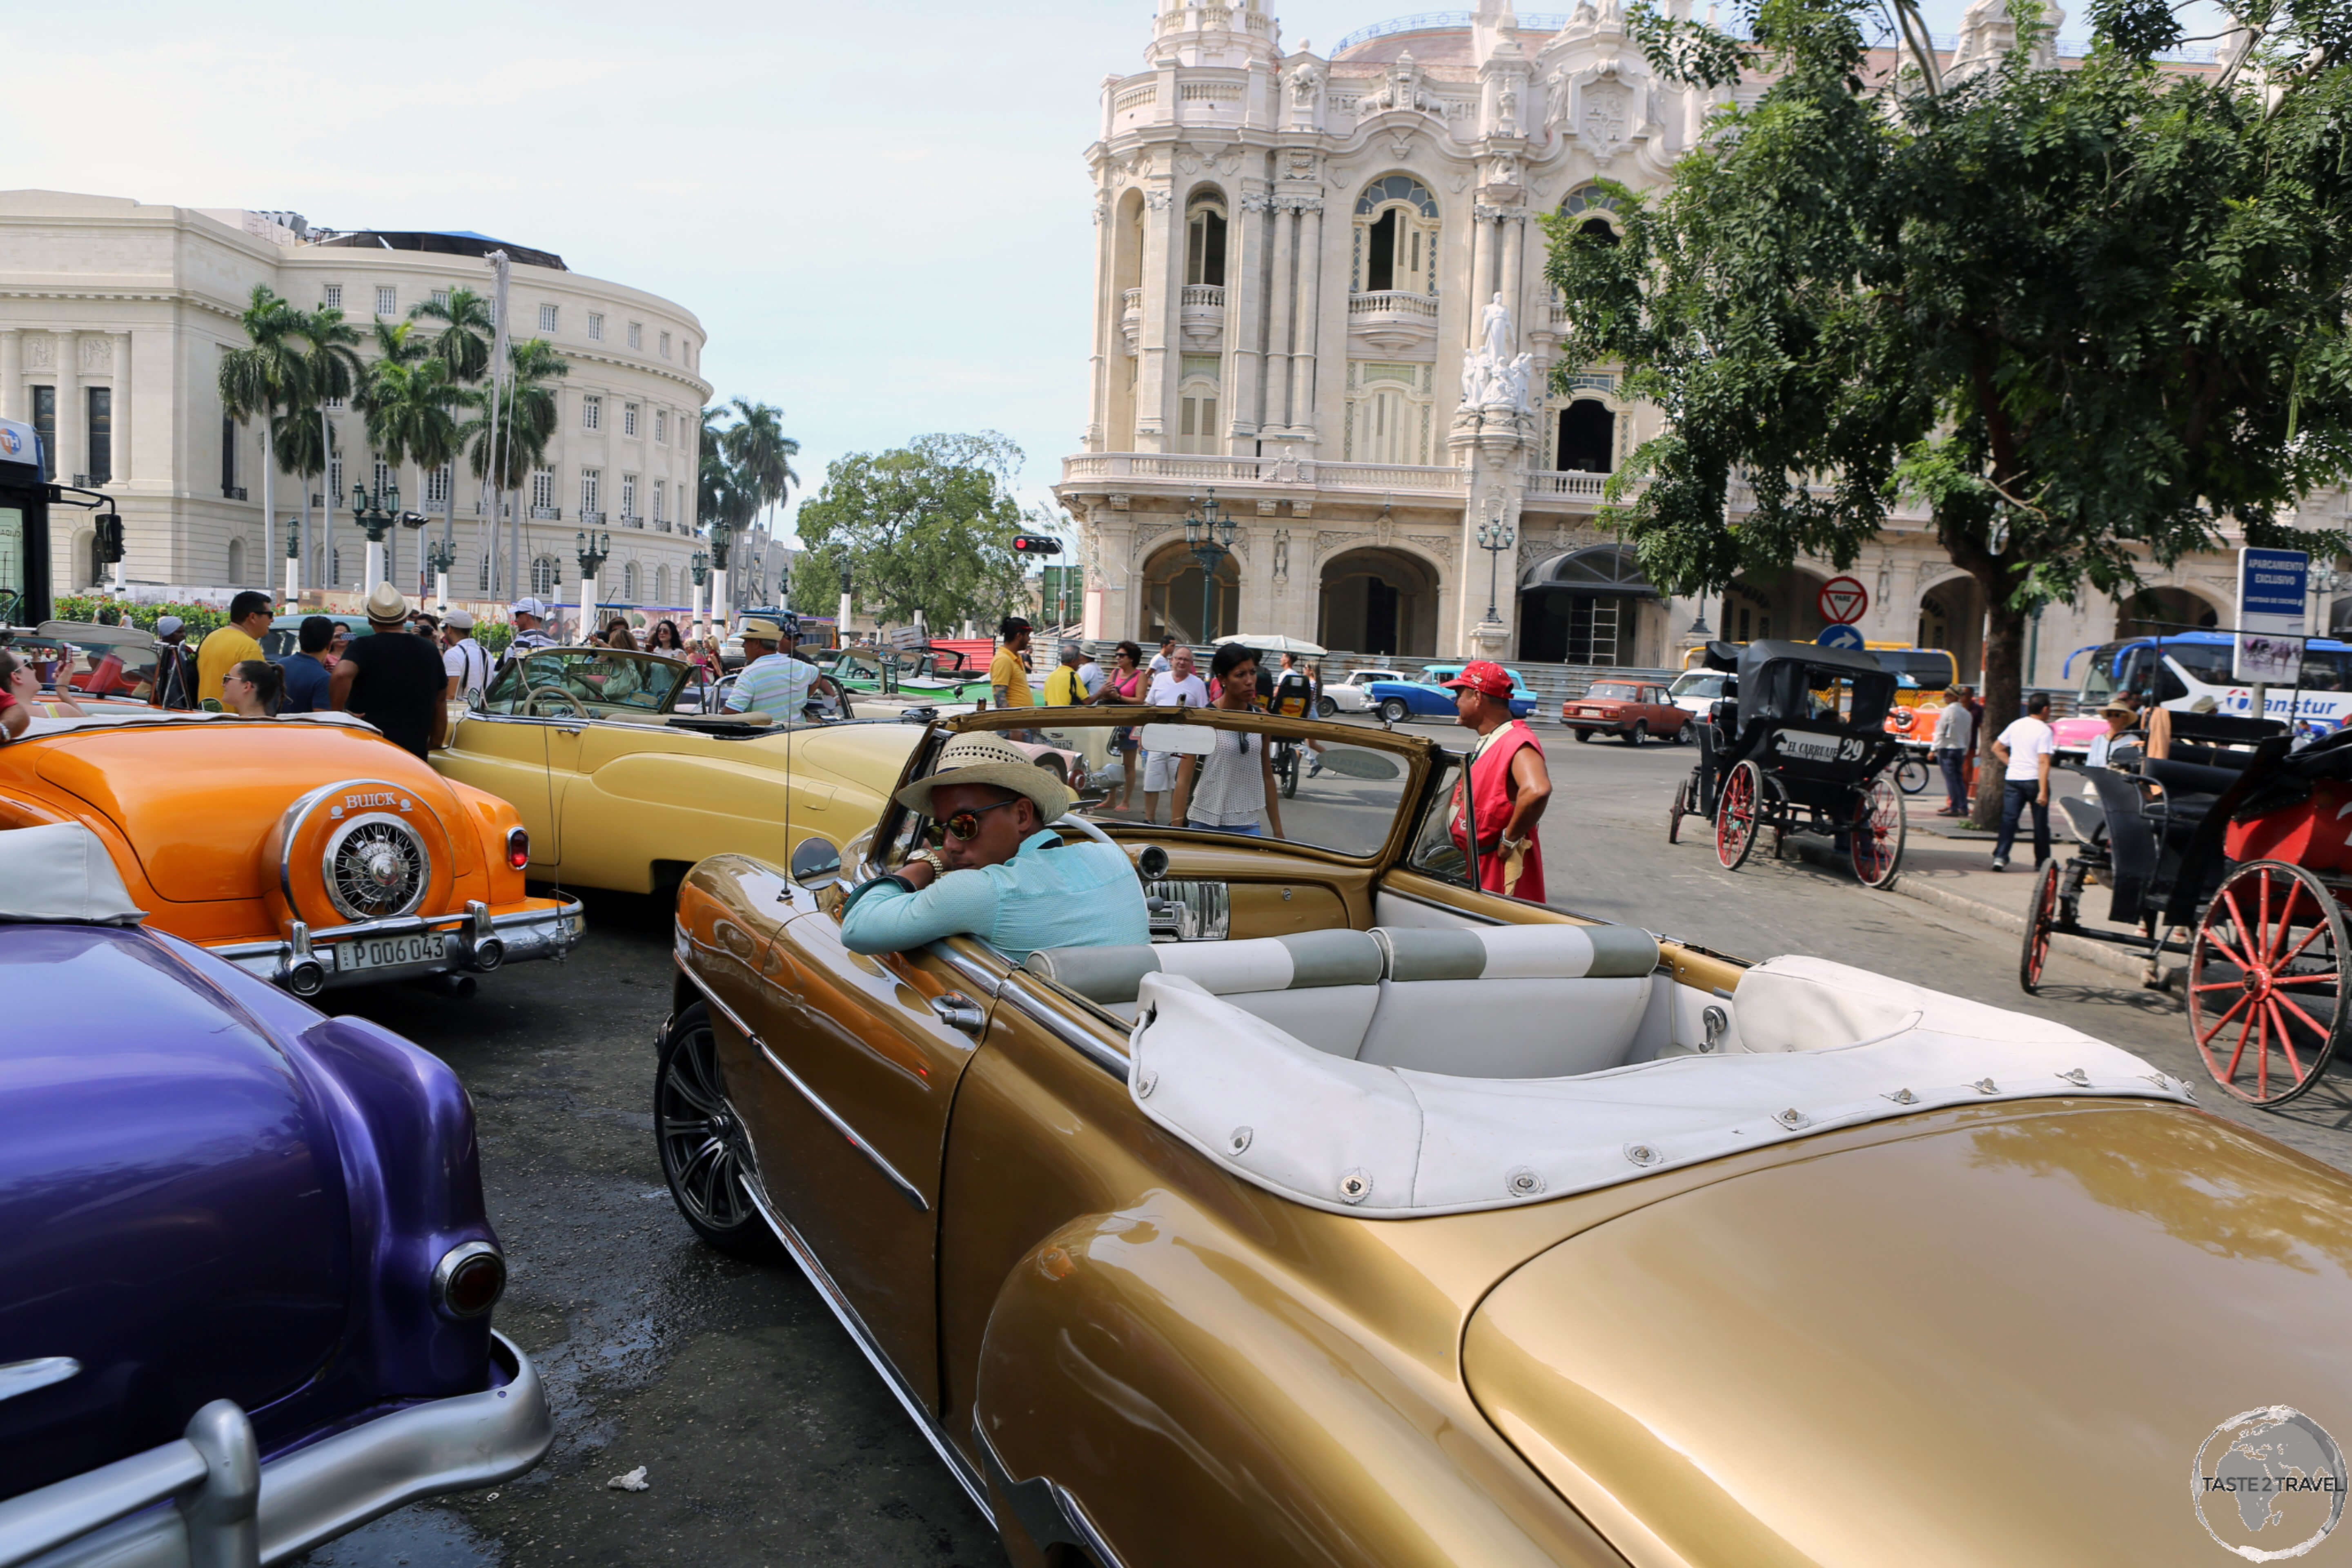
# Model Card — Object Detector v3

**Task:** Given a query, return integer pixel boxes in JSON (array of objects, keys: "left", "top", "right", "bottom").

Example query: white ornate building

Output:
[
  {"left": 1056, "top": 0, "right": 2350, "bottom": 682},
  {"left": 0, "top": 190, "right": 751, "bottom": 616}
]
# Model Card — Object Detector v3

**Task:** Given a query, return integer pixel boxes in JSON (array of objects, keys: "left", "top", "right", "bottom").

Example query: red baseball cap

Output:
[{"left": 1441, "top": 660, "right": 1514, "bottom": 698}]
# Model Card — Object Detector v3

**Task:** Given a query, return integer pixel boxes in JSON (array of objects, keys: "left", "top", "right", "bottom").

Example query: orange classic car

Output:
[{"left": 0, "top": 709, "right": 580, "bottom": 996}]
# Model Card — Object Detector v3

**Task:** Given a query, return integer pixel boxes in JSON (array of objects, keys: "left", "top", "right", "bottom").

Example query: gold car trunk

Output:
[{"left": 1462, "top": 1101, "right": 2352, "bottom": 1567}]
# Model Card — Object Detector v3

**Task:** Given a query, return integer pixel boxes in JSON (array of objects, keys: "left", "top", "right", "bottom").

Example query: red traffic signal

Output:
[{"left": 1011, "top": 534, "right": 1063, "bottom": 555}]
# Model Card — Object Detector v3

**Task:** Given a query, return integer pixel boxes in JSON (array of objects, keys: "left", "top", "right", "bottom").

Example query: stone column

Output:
[
  {"left": 1466, "top": 214, "right": 1492, "bottom": 345},
  {"left": 1499, "top": 214, "right": 1525, "bottom": 344},
  {"left": 109, "top": 332, "right": 130, "bottom": 486},
  {"left": 1087, "top": 187, "right": 1114, "bottom": 452},
  {"left": 1285, "top": 199, "right": 1323, "bottom": 442},
  {"left": 56, "top": 334, "right": 83, "bottom": 487},
  {"left": 1227, "top": 189, "right": 1272, "bottom": 451},
  {"left": 1262, "top": 203, "right": 1297, "bottom": 434},
  {"left": 1135, "top": 184, "right": 1176, "bottom": 452}
]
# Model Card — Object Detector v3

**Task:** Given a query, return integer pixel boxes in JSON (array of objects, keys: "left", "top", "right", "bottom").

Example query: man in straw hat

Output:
[
  {"left": 331, "top": 582, "right": 450, "bottom": 758},
  {"left": 725, "top": 616, "right": 838, "bottom": 723},
  {"left": 840, "top": 732, "right": 1148, "bottom": 963}
]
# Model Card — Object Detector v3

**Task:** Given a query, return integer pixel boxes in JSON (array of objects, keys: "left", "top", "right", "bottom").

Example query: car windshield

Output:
[
  {"left": 1588, "top": 682, "right": 1641, "bottom": 700},
  {"left": 894, "top": 709, "right": 1428, "bottom": 863},
  {"left": 1669, "top": 671, "right": 1726, "bottom": 699},
  {"left": 479, "top": 648, "right": 689, "bottom": 718},
  {"left": 28, "top": 621, "right": 160, "bottom": 701}
]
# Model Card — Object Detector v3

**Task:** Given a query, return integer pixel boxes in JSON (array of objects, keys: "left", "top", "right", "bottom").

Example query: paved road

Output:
[{"left": 299, "top": 712, "right": 2352, "bottom": 1566}]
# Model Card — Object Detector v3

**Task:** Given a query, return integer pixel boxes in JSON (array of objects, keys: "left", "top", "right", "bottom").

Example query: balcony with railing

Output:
[
  {"left": 1121, "top": 287, "right": 1143, "bottom": 356},
  {"left": 1347, "top": 289, "right": 1439, "bottom": 353},
  {"left": 620, "top": 512, "right": 644, "bottom": 529},
  {"left": 1061, "top": 452, "right": 1466, "bottom": 495},
  {"left": 1179, "top": 283, "right": 1225, "bottom": 349}
]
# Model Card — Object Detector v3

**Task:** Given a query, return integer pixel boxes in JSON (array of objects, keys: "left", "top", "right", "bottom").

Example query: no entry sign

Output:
[{"left": 1818, "top": 576, "right": 1869, "bottom": 626}]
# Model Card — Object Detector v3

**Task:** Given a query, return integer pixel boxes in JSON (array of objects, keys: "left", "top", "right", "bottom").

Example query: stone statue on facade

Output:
[
  {"left": 1481, "top": 292, "right": 1515, "bottom": 366},
  {"left": 1457, "top": 301, "right": 1535, "bottom": 417}
]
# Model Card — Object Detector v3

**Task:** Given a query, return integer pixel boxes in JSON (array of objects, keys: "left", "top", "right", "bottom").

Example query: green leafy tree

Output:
[
  {"left": 217, "top": 285, "right": 308, "bottom": 586},
  {"left": 788, "top": 432, "right": 1029, "bottom": 630},
  {"left": 1549, "top": 0, "right": 2352, "bottom": 819}
]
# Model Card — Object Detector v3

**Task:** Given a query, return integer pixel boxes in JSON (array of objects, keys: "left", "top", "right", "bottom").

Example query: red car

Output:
[{"left": 1562, "top": 678, "right": 1693, "bottom": 744}]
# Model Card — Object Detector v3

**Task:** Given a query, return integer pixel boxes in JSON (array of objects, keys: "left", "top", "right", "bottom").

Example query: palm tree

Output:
[
  {"left": 217, "top": 285, "right": 307, "bottom": 584},
  {"left": 722, "top": 398, "right": 800, "bottom": 528},
  {"left": 409, "top": 287, "right": 497, "bottom": 576},
  {"left": 295, "top": 307, "right": 365, "bottom": 589},
  {"left": 359, "top": 341, "right": 464, "bottom": 595},
  {"left": 272, "top": 408, "right": 332, "bottom": 588},
  {"left": 458, "top": 338, "right": 568, "bottom": 599}
]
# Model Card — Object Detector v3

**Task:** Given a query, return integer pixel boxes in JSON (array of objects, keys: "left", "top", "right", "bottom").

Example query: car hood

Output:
[
  {"left": 30, "top": 724, "right": 457, "bottom": 904},
  {"left": 1463, "top": 1102, "right": 2352, "bottom": 1566}
]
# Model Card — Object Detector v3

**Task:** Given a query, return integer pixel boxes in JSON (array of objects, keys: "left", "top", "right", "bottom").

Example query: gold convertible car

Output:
[{"left": 658, "top": 705, "right": 2352, "bottom": 1566}]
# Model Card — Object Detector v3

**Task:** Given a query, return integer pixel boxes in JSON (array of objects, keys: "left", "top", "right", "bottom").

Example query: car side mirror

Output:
[{"left": 791, "top": 836, "right": 843, "bottom": 890}]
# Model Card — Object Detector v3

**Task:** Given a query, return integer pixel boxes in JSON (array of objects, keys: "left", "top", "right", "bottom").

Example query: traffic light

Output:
[
  {"left": 97, "top": 513, "right": 125, "bottom": 564},
  {"left": 1011, "top": 534, "right": 1063, "bottom": 556}
]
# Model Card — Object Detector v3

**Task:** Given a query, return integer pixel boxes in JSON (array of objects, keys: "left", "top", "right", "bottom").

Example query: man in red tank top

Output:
[{"left": 1444, "top": 660, "right": 1552, "bottom": 901}]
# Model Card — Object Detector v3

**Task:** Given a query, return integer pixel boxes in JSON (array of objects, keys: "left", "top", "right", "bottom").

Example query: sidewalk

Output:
[{"left": 1796, "top": 803, "right": 2183, "bottom": 991}]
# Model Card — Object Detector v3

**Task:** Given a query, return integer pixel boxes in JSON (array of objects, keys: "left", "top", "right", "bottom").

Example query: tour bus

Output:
[
  {"left": 2069, "top": 631, "right": 2352, "bottom": 732},
  {"left": 0, "top": 416, "right": 54, "bottom": 627}
]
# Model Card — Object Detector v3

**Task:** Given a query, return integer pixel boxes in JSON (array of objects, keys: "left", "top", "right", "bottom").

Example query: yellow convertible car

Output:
[
  {"left": 432, "top": 645, "right": 925, "bottom": 895},
  {"left": 657, "top": 705, "right": 2352, "bottom": 1567}
]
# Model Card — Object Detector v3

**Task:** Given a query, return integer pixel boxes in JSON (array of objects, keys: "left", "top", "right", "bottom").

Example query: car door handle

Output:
[{"left": 929, "top": 992, "right": 986, "bottom": 1035}]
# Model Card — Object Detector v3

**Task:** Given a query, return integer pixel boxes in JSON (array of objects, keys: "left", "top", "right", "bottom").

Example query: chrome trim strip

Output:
[
  {"left": 925, "top": 938, "right": 1005, "bottom": 999},
  {"left": 996, "top": 979, "right": 1131, "bottom": 1082},
  {"left": 673, "top": 964, "right": 930, "bottom": 1214},
  {"left": 0, "top": 1358, "right": 80, "bottom": 1406},
  {"left": 1374, "top": 882, "right": 1505, "bottom": 925},
  {"left": 971, "top": 1420, "right": 1129, "bottom": 1568},
  {"left": 735, "top": 1173, "right": 992, "bottom": 1524}
]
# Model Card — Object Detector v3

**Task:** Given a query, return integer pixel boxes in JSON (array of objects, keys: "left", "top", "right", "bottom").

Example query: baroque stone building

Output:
[
  {"left": 0, "top": 190, "right": 763, "bottom": 616},
  {"left": 1054, "top": 0, "right": 2350, "bottom": 683}
]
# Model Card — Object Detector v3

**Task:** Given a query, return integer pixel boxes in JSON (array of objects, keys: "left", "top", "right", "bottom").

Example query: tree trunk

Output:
[
  {"left": 261, "top": 421, "right": 276, "bottom": 597},
  {"left": 1971, "top": 584, "right": 2030, "bottom": 829}
]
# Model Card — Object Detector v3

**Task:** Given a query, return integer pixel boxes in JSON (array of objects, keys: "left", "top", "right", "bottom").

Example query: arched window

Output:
[
  {"left": 227, "top": 538, "right": 246, "bottom": 585},
  {"left": 1560, "top": 184, "right": 1623, "bottom": 246},
  {"left": 1185, "top": 196, "right": 1227, "bottom": 288},
  {"left": 1557, "top": 399, "right": 1615, "bottom": 473},
  {"left": 622, "top": 561, "right": 640, "bottom": 600},
  {"left": 1352, "top": 176, "right": 1440, "bottom": 296},
  {"left": 531, "top": 555, "right": 559, "bottom": 597}
]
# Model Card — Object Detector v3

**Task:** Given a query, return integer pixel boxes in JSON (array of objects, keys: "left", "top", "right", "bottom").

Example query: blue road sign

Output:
[
  {"left": 2240, "top": 547, "right": 2310, "bottom": 630},
  {"left": 1816, "top": 624, "right": 1865, "bottom": 650}
]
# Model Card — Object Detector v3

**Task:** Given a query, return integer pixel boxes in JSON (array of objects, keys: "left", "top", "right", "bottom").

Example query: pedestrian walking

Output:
[
  {"left": 1930, "top": 687, "right": 1974, "bottom": 816},
  {"left": 440, "top": 610, "right": 491, "bottom": 708},
  {"left": 1140, "top": 645, "right": 1208, "bottom": 823},
  {"left": 1446, "top": 660, "right": 1552, "bottom": 901},
  {"left": 1990, "top": 692, "right": 2056, "bottom": 871},
  {"left": 1044, "top": 641, "right": 1089, "bottom": 706},
  {"left": 274, "top": 615, "right": 337, "bottom": 713},
  {"left": 1148, "top": 636, "right": 1177, "bottom": 676},
  {"left": 989, "top": 617, "right": 1034, "bottom": 711},
  {"left": 1087, "top": 641, "right": 1147, "bottom": 808},
  {"left": 149, "top": 616, "right": 200, "bottom": 710},
  {"left": 1172, "top": 644, "right": 1284, "bottom": 838},
  {"left": 332, "top": 584, "right": 451, "bottom": 759}
]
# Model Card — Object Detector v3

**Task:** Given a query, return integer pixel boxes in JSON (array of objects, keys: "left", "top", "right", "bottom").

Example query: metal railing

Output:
[{"left": 1348, "top": 290, "right": 1440, "bottom": 318}]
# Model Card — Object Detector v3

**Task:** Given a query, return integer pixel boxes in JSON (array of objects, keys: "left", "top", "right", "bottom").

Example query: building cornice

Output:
[{"left": 0, "top": 286, "right": 243, "bottom": 323}]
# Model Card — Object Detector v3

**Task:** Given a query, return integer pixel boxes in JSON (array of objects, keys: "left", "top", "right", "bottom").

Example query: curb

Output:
[{"left": 1787, "top": 838, "right": 2173, "bottom": 989}]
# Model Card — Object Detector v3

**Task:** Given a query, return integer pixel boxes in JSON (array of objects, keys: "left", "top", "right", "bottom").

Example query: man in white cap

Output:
[
  {"left": 149, "top": 614, "right": 199, "bottom": 710},
  {"left": 724, "top": 616, "right": 837, "bottom": 723},
  {"left": 331, "top": 583, "right": 449, "bottom": 757},
  {"left": 839, "top": 732, "right": 1149, "bottom": 962},
  {"left": 440, "top": 609, "right": 490, "bottom": 706},
  {"left": 499, "top": 597, "right": 559, "bottom": 671}
]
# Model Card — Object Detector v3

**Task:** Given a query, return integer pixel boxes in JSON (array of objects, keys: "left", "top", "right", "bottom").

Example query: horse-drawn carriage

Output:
[
  {"left": 2021, "top": 711, "right": 2352, "bottom": 1107},
  {"left": 1667, "top": 639, "right": 1907, "bottom": 886}
]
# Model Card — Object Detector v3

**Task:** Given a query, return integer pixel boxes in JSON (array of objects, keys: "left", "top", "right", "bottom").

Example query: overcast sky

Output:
[{"left": 12, "top": 0, "right": 1999, "bottom": 543}]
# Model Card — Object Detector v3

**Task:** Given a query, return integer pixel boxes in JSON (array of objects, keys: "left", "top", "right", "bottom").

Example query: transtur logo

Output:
[{"left": 343, "top": 792, "right": 401, "bottom": 811}]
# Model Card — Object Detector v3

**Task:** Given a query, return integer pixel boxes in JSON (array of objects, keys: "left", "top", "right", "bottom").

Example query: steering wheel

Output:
[
  {"left": 525, "top": 686, "right": 585, "bottom": 718},
  {"left": 1049, "top": 813, "right": 1120, "bottom": 850}
]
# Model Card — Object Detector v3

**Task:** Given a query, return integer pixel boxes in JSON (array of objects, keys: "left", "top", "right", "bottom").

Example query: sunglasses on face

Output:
[{"left": 925, "top": 797, "right": 1019, "bottom": 844}]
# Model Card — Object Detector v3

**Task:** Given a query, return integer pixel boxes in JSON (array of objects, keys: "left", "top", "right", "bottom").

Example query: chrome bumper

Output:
[
  {"left": 210, "top": 898, "right": 585, "bottom": 995},
  {"left": 4, "top": 1331, "right": 552, "bottom": 1568}
]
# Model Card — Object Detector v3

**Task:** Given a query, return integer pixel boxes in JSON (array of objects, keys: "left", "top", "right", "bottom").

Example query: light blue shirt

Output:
[
  {"left": 840, "top": 829, "right": 1150, "bottom": 964},
  {"left": 726, "top": 652, "right": 818, "bottom": 718}
]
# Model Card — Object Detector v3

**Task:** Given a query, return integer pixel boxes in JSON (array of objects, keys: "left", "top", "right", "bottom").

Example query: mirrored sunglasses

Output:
[{"left": 925, "top": 797, "right": 1020, "bottom": 844}]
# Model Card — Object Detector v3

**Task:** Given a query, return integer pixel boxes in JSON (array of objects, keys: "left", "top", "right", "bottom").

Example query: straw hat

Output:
[
  {"left": 893, "top": 733, "right": 1071, "bottom": 823},
  {"left": 363, "top": 582, "right": 410, "bottom": 624}
]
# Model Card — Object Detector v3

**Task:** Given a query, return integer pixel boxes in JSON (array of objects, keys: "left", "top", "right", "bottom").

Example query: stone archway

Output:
[
  {"left": 2116, "top": 584, "right": 2222, "bottom": 640},
  {"left": 1919, "top": 573, "right": 1987, "bottom": 685},
  {"left": 1318, "top": 546, "right": 1438, "bottom": 657},
  {"left": 1517, "top": 544, "right": 1656, "bottom": 665},
  {"left": 1140, "top": 539, "right": 1239, "bottom": 644},
  {"left": 1722, "top": 565, "right": 1829, "bottom": 646}
]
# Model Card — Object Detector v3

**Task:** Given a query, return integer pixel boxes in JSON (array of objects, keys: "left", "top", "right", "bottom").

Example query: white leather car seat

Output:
[
  {"left": 1024, "top": 931, "right": 1385, "bottom": 1058},
  {"left": 1356, "top": 924, "right": 1661, "bottom": 1078}
]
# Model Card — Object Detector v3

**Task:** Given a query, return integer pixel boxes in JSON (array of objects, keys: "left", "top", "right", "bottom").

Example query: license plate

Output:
[{"left": 336, "top": 933, "right": 448, "bottom": 973}]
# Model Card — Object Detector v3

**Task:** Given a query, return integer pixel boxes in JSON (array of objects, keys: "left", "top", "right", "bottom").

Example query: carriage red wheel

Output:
[
  {"left": 2019, "top": 860, "right": 2060, "bottom": 994},
  {"left": 2189, "top": 860, "right": 2349, "bottom": 1107},
  {"left": 1716, "top": 760, "right": 1762, "bottom": 871},
  {"left": 1851, "top": 774, "right": 1906, "bottom": 888}
]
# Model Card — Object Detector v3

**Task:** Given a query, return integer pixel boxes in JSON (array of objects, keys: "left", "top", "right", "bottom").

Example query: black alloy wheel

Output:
[{"left": 655, "top": 1002, "right": 778, "bottom": 1258}]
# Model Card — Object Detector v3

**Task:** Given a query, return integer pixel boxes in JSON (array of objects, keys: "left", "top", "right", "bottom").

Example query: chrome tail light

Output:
[
  {"left": 505, "top": 827, "right": 530, "bottom": 871},
  {"left": 433, "top": 1240, "right": 507, "bottom": 1320}
]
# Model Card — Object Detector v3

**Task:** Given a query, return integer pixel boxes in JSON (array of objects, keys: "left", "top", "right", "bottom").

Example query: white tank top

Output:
[{"left": 1187, "top": 729, "right": 1265, "bottom": 827}]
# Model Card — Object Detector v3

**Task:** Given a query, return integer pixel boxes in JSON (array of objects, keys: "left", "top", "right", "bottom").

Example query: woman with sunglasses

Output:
[
  {"left": 1086, "top": 641, "right": 1147, "bottom": 810},
  {"left": 1171, "top": 643, "right": 1283, "bottom": 838},
  {"left": 649, "top": 619, "right": 686, "bottom": 655},
  {"left": 221, "top": 659, "right": 284, "bottom": 718}
]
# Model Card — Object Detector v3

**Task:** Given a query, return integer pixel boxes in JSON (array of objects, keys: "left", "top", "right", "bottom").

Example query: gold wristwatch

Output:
[{"left": 909, "top": 847, "right": 950, "bottom": 879}]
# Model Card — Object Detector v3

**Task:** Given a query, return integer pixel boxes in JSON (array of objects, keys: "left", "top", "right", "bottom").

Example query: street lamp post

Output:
[
  {"left": 283, "top": 516, "right": 302, "bottom": 610},
  {"left": 689, "top": 551, "right": 710, "bottom": 641},
  {"left": 708, "top": 527, "right": 732, "bottom": 635},
  {"left": 351, "top": 479, "right": 402, "bottom": 595},
  {"left": 1182, "top": 488, "right": 1237, "bottom": 644},
  {"left": 426, "top": 538, "right": 457, "bottom": 615},
  {"left": 575, "top": 530, "right": 610, "bottom": 642},
  {"left": 837, "top": 565, "right": 854, "bottom": 637},
  {"left": 1476, "top": 512, "right": 1517, "bottom": 623}
]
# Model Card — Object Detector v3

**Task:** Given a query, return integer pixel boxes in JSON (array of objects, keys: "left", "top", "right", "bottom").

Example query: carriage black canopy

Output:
[{"left": 1703, "top": 639, "right": 1898, "bottom": 733}]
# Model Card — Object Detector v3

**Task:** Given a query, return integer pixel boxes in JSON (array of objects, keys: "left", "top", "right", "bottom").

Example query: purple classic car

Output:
[{"left": 0, "top": 824, "right": 551, "bottom": 1566}]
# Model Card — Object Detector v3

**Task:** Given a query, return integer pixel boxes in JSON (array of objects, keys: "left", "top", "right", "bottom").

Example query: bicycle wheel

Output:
[
  {"left": 1716, "top": 760, "right": 1763, "bottom": 871},
  {"left": 1668, "top": 774, "right": 1690, "bottom": 844},
  {"left": 2189, "top": 860, "right": 2349, "bottom": 1107},
  {"left": 1281, "top": 745, "right": 1301, "bottom": 798},
  {"left": 1851, "top": 774, "right": 1906, "bottom": 888},
  {"left": 2020, "top": 860, "right": 2060, "bottom": 993},
  {"left": 1895, "top": 755, "right": 1929, "bottom": 794}
]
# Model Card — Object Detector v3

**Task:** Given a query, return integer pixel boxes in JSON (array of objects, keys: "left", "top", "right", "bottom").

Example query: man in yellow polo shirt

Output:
[
  {"left": 196, "top": 591, "right": 275, "bottom": 708},
  {"left": 988, "top": 616, "right": 1033, "bottom": 710}
]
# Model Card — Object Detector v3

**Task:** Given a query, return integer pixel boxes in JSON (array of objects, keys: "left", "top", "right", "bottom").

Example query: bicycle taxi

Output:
[{"left": 1667, "top": 639, "right": 1907, "bottom": 886}]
